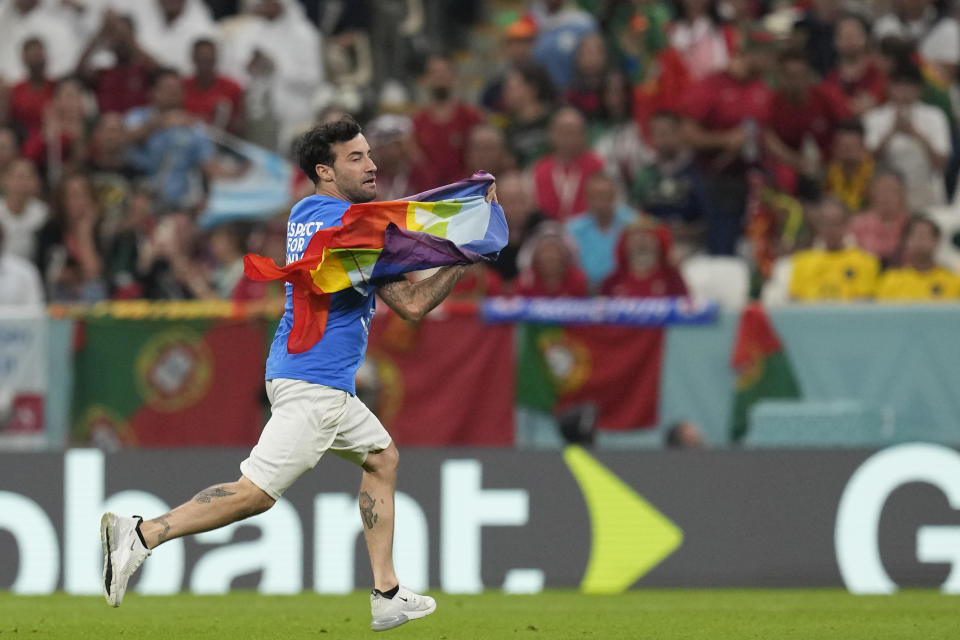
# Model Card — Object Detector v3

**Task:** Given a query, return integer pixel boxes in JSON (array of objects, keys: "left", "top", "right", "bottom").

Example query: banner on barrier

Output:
[
  {"left": 3, "top": 444, "right": 959, "bottom": 595},
  {"left": 482, "top": 297, "right": 718, "bottom": 326},
  {"left": 71, "top": 317, "right": 271, "bottom": 448},
  {"left": 516, "top": 324, "right": 663, "bottom": 429},
  {"left": 0, "top": 312, "right": 47, "bottom": 448}
]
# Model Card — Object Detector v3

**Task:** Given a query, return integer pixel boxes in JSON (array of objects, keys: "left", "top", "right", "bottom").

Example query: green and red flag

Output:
[
  {"left": 729, "top": 304, "right": 801, "bottom": 442},
  {"left": 72, "top": 314, "right": 271, "bottom": 447},
  {"left": 516, "top": 324, "right": 664, "bottom": 430}
]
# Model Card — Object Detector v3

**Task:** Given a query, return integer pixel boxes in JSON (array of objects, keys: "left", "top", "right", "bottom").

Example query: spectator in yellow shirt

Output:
[
  {"left": 788, "top": 198, "right": 880, "bottom": 301},
  {"left": 876, "top": 216, "right": 960, "bottom": 301}
]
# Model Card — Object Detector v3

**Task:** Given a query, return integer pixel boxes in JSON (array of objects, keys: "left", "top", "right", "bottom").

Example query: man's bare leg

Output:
[
  {"left": 359, "top": 443, "right": 400, "bottom": 592},
  {"left": 138, "top": 476, "right": 275, "bottom": 549}
]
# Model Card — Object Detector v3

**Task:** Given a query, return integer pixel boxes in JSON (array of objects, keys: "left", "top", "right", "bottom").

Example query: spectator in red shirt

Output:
[
  {"left": 183, "top": 38, "right": 244, "bottom": 134},
  {"left": 601, "top": 221, "right": 688, "bottom": 297},
  {"left": 22, "top": 77, "right": 90, "bottom": 186},
  {"left": 514, "top": 222, "right": 588, "bottom": 297},
  {"left": 765, "top": 49, "right": 850, "bottom": 193},
  {"left": 531, "top": 106, "right": 605, "bottom": 221},
  {"left": 412, "top": 53, "right": 485, "bottom": 185},
  {"left": 683, "top": 36, "right": 774, "bottom": 254},
  {"left": 564, "top": 32, "right": 610, "bottom": 121},
  {"left": 76, "top": 11, "right": 156, "bottom": 116},
  {"left": 9, "top": 37, "right": 54, "bottom": 142},
  {"left": 822, "top": 14, "right": 887, "bottom": 117}
]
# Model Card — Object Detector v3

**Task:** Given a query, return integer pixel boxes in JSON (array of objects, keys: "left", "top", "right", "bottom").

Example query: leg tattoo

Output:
[
  {"left": 359, "top": 491, "right": 379, "bottom": 529},
  {"left": 193, "top": 485, "right": 237, "bottom": 504},
  {"left": 155, "top": 516, "right": 172, "bottom": 544}
]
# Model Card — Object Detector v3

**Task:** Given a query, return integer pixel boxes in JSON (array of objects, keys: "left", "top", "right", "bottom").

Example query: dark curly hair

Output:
[{"left": 295, "top": 115, "right": 362, "bottom": 185}]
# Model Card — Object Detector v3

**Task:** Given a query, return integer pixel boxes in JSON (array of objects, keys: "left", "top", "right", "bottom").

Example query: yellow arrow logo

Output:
[{"left": 563, "top": 445, "right": 684, "bottom": 593}]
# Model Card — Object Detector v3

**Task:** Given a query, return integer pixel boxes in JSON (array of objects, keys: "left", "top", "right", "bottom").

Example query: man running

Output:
[{"left": 101, "top": 116, "right": 488, "bottom": 632}]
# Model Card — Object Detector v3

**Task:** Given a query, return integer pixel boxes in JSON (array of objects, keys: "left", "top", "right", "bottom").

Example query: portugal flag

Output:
[
  {"left": 729, "top": 304, "right": 801, "bottom": 442},
  {"left": 72, "top": 317, "right": 270, "bottom": 447},
  {"left": 516, "top": 324, "right": 664, "bottom": 430}
]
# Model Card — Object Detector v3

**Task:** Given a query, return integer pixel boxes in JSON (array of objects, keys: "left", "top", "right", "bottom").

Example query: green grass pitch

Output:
[{"left": 2, "top": 590, "right": 957, "bottom": 639}]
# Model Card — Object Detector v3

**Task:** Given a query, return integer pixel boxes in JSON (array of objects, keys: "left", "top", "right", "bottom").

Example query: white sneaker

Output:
[
  {"left": 370, "top": 585, "right": 436, "bottom": 632},
  {"left": 100, "top": 513, "right": 151, "bottom": 607}
]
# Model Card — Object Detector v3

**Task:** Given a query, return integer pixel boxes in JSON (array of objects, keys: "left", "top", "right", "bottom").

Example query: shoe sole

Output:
[
  {"left": 100, "top": 513, "right": 119, "bottom": 607},
  {"left": 371, "top": 600, "right": 436, "bottom": 632}
]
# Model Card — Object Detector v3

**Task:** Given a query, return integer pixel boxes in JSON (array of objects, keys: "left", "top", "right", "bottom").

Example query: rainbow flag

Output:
[{"left": 244, "top": 173, "right": 507, "bottom": 353}]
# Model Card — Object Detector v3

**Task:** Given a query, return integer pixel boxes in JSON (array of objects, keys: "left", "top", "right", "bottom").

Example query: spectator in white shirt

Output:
[
  {"left": 864, "top": 63, "right": 951, "bottom": 210},
  {"left": 222, "top": 0, "right": 324, "bottom": 150},
  {"left": 0, "top": 158, "right": 48, "bottom": 263},
  {"left": 0, "top": 214, "right": 44, "bottom": 306},
  {"left": 128, "top": 0, "right": 217, "bottom": 76},
  {"left": 874, "top": 0, "right": 960, "bottom": 83},
  {"left": 0, "top": 0, "right": 81, "bottom": 83}
]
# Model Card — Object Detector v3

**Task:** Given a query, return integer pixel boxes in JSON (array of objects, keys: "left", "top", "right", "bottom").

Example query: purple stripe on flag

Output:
[{"left": 370, "top": 223, "right": 489, "bottom": 282}]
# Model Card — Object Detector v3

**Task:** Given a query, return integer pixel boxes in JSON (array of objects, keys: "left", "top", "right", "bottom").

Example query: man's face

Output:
[
  {"left": 326, "top": 134, "right": 378, "bottom": 203},
  {"left": 193, "top": 42, "right": 217, "bottom": 75},
  {"left": 505, "top": 37, "right": 534, "bottom": 65},
  {"left": 422, "top": 57, "right": 456, "bottom": 99},
  {"left": 22, "top": 40, "right": 46, "bottom": 75},
  {"left": 835, "top": 18, "right": 868, "bottom": 58},
  {"left": 625, "top": 230, "right": 659, "bottom": 274},
  {"left": 575, "top": 34, "right": 607, "bottom": 77},
  {"left": 815, "top": 202, "right": 848, "bottom": 248},
  {"left": 0, "top": 129, "right": 16, "bottom": 167},
  {"left": 549, "top": 109, "right": 586, "bottom": 158},
  {"left": 2, "top": 160, "right": 40, "bottom": 199},
  {"left": 780, "top": 59, "right": 811, "bottom": 96},
  {"left": 503, "top": 71, "right": 532, "bottom": 112},
  {"left": 153, "top": 74, "right": 183, "bottom": 110},
  {"left": 833, "top": 131, "right": 865, "bottom": 164},
  {"left": 371, "top": 138, "right": 404, "bottom": 171},
  {"left": 14, "top": 0, "right": 38, "bottom": 13},
  {"left": 256, "top": 0, "right": 283, "bottom": 20},
  {"left": 465, "top": 126, "right": 505, "bottom": 174},
  {"left": 109, "top": 17, "right": 135, "bottom": 56},
  {"left": 649, "top": 116, "right": 681, "bottom": 158},
  {"left": 585, "top": 176, "right": 616, "bottom": 220},
  {"left": 870, "top": 174, "right": 905, "bottom": 210},
  {"left": 159, "top": 0, "right": 185, "bottom": 19},
  {"left": 497, "top": 176, "right": 534, "bottom": 229},
  {"left": 94, "top": 113, "right": 127, "bottom": 152},
  {"left": 904, "top": 220, "right": 938, "bottom": 262},
  {"left": 533, "top": 237, "right": 568, "bottom": 280}
]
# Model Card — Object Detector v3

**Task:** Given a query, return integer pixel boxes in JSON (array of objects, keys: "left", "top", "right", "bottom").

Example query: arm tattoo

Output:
[
  {"left": 193, "top": 485, "right": 237, "bottom": 504},
  {"left": 359, "top": 491, "right": 379, "bottom": 529},
  {"left": 377, "top": 265, "right": 467, "bottom": 320}
]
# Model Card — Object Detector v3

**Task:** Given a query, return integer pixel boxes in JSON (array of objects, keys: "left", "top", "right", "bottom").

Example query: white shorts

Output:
[{"left": 240, "top": 378, "right": 392, "bottom": 500}]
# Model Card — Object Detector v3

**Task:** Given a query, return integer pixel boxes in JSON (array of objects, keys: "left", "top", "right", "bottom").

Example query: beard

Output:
[{"left": 339, "top": 177, "right": 377, "bottom": 203}]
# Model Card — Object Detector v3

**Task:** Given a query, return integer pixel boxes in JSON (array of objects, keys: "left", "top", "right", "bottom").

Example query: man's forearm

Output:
[{"left": 377, "top": 265, "right": 468, "bottom": 320}]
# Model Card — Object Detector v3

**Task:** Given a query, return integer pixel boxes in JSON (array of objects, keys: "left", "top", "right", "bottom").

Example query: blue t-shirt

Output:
[
  {"left": 265, "top": 196, "right": 376, "bottom": 394},
  {"left": 566, "top": 204, "right": 637, "bottom": 288}
]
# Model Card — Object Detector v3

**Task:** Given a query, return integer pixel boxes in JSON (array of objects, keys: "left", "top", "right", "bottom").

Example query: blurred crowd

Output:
[{"left": 2, "top": 0, "right": 960, "bottom": 310}]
